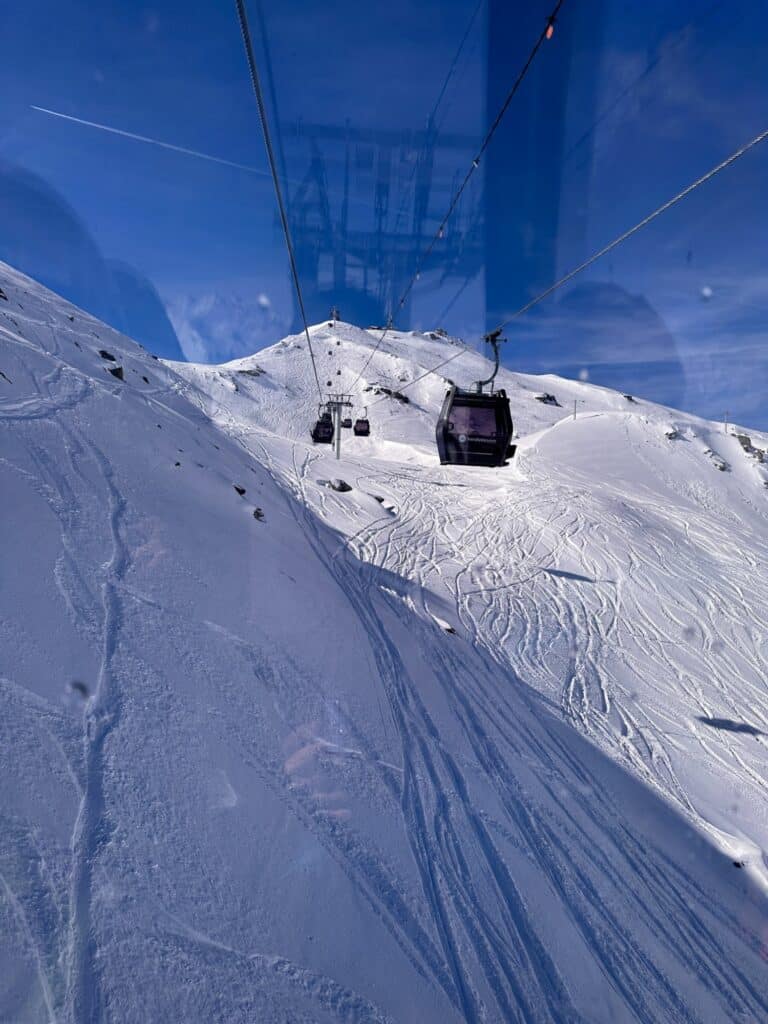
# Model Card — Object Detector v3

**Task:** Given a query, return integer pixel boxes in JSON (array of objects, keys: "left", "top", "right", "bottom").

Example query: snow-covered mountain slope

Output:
[{"left": 2, "top": 257, "right": 768, "bottom": 1023}]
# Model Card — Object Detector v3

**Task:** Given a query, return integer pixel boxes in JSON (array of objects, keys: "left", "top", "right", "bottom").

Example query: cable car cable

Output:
[
  {"left": 435, "top": 0, "right": 732, "bottom": 332},
  {"left": 491, "top": 123, "right": 768, "bottom": 335},
  {"left": 436, "top": 273, "right": 477, "bottom": 328},
  {"left": 369, "top": 123, "right": 768, "bottom": 406},
  {"left": 233, "top": 0, "right": 323, "bottom": 400},
  {"left": 389, "top": 0, "right": 484, "bottom": 242},
  {"left": 431, "top": 0, "right": 484, "bottom": 129},
  {"left": 350, "top": 0, "right": 565, "bottom": 393},
  {"left": 374, "top": 347, "right": 468, "bottom": 406},
  {"left": 402, "top": 0, "right": 564, "bottom": 310}
]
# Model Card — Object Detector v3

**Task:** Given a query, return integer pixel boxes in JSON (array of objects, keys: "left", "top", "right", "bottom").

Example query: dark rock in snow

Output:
[
  {"left": 108, "top": 366, "right": 124, "bottom": 381},
  {"left": 364, "top": 384, "right": 409, "bottom": 403},
  {"left": 234, "top": 485, "right": 246, "bottom": 496},
  {"left": 735, "top": 434, "right": 764, "bottom": 463},
  {"left": 253, "top": 508, "right": 265, "bottom": 521},
  {"left": 330, "top": 478, "right": 352, "bottom": 492},
  {"left": 142, "top": 376, "right": 149, "bottom": 384},
  {"left": 535, "top": 393, "right": 560, "bottom": 406},
  {"left": 372, "top": 494, "right": 397, "bottom": 513},
  {"left": 98, "top": 349, "right": 116, "bottom": 361},
  {"left": 623, "top": 394, "right": 636, "bottom": 403},
  {"left": 0, "top": 287, "right": 7, "bottom": 301},
  {"left": 704, "top": 448, "right": 729, "bottom": 472},
  {"left": 0, "top": 370, "right": 11, "bottom": 384},
  {"left": 174, "top": 461, "right": 181, "bottom": 467},
  {"left": 69, "top": 680, "right": 89, "bottom": 699}
]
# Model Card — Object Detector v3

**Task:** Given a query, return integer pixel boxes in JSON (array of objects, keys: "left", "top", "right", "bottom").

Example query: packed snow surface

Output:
[{"left": 2, "top": 259, "right": 768, "bottom": 1022}]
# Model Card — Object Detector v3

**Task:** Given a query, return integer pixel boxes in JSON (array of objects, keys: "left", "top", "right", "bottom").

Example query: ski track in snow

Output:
[
  {"left": 66, "top": 436, "right": 128, "bottom": 1024},
  {"left": 2, "top": 264, "right": 768, "bottom": 1021},
  {"left": 3, "top": 323, "right": 130, "bottom": 1019},
  {"left": 224, "top": 331, "right": 768, "bottom": 1020},
  {"left": 229, "top": 433, "right": 768, "bottom": 1022}
]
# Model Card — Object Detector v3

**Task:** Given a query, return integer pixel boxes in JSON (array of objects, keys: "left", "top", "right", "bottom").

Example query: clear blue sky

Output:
[{"left": 1, "top": 0, "right": 766, "bottom": 425}]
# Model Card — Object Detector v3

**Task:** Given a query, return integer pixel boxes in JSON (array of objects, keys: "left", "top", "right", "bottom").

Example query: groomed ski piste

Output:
[{"left": 2, "top": 255, "right": 768, "bottom": 1023}]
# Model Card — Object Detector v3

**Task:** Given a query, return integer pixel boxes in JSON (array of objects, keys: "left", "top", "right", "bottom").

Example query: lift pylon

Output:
[{"left": 326, "top": 393, "right": 353, "bottom": 460}]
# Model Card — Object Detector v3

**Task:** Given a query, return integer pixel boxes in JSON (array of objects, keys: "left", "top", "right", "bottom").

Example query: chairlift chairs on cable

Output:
[
  {"left": 353, "top": 407, "right": 370, "bottom": 436},
  {"left": 435, "top": 330, "right": 515, "bottom": 467},
  {"left": 311, "top": 405, "right": 334, "bottom": 444}
]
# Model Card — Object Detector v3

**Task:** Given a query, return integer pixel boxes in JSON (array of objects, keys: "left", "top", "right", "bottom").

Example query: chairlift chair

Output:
[{"left": 435, "top": 330, "right": 514, "bottom": 467}]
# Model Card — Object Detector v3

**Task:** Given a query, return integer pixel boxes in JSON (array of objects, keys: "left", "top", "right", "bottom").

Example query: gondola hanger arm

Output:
[{"left": 473, "top": 330, "right": 506, "bottom": 392}]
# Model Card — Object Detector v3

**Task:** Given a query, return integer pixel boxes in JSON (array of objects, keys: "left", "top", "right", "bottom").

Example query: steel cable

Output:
[
  {"left": 370, "top": 125, "right": 768, "bottom": 405},
  {"left": 350, "top": 0, "right": 566, "bottom": 393},
  {"left": 234, "top": 0, "right": 324, "bottom": 399}
]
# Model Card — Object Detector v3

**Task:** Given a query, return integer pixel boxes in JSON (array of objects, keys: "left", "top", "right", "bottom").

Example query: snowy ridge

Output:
[{"left": 2, "top": 258, "right": 768, "bottom": 1022}]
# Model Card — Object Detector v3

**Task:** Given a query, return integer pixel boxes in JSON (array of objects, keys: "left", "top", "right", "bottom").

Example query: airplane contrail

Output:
[
  {"left": 31, "top": 104, "right": 374, "bottom": 212},
  {"left": 31, "top": 105, "right": 271, "bottom": 177}
]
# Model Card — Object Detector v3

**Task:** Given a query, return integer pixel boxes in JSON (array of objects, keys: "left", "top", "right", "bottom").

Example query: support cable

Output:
[
  {"left": 431, "top": 0, "right": 485, "bottom": 127},
  {"left": 234, "top": 0, "right": 324, "bottom": 399},
  {"left": 389, "top": 0, "right": 485, "bottom": 243},
  {"left": 370, "top": 125, "right": 768, "bottom": 405},
  {"left": 412, "top": 0, "right": 732, "bottom": 345},
  {"left": 350, "top": 0, "right": 565, "bottom": 393},
  {"left": 491, "top": 125, "right": 768, "bottom": 334}
]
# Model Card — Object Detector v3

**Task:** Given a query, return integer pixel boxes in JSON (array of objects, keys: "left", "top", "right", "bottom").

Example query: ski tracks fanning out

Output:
[
  {"left": 249, "top": 434, "right": 768, "bottom": 1024},
  {"left": 284, "top": 450, "right": 582, "bottom": 1023}
]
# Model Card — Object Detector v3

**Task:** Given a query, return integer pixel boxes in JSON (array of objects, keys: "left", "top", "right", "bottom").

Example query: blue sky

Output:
[{"left": 1, "top": 0, "right": 766, "bottom": 426}]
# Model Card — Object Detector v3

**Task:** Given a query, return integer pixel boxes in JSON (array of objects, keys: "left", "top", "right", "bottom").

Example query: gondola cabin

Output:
[
  {"left": 353, "top": 417, "right": 370, "bottom": 436},
  {"left": 311, "top": 411, "right": 334, "bottom": 444},
  {"left": 435, "top": 386, "right": 514, "bottom": 467},
  {"left": 341, "top": 417, "right": 353, "bottom": 429}
]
